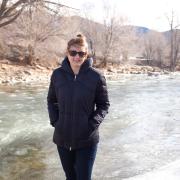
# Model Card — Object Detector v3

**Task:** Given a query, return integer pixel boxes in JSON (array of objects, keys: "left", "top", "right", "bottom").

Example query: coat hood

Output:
[{"left": 61, "top": 56, "right": 93, "bottom": 74}]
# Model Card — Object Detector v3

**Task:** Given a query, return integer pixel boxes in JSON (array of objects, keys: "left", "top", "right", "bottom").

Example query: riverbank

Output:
[
  {"left": 0, "top": 62, "right": 51, "bottom": 85},
  {"left": 0, "top": 61, "right": 174, "bottom": 85}
]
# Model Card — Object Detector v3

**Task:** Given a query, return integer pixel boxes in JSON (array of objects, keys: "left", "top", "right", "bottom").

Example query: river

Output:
[{"left": 0, "top": 73, "right": 180, "bottom": 180}]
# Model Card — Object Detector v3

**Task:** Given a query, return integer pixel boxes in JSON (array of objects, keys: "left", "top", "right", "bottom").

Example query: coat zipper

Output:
[
  {"left": 69, "top": 74, "right": 77, "bottom": 151},
  {"left": 74, "top": 75, "right": 76, "bottom": 81}
]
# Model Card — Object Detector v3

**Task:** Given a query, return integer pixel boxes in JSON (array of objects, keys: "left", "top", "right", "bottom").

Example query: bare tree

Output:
[
  {"left": 74, "top": 1, "right": 136, "bottom": 67},
  {"left": 80, "top": 2, "right": 99, "bottom": 62},
  {"left": 0, "top": 0, "right": 78, "bottom": 65},
  {"left": 0, "top": 0, "right": 77, "bottom": 28},
  {"left": 142, "top": 31, "right": 167, "bottom": 67},
  {"left": 13, "top": 3, "right": 71, "bottom": 65},
  {"left": 155, "top": 34, "right": 167, "bottom": 68},
  {"left": 166, "top": 10, "right": 180, "bottom": 71},
  {"left": 142, "top": 32, "right": 157, "bottom": 65},
  {"left": 98, "top": 1, "right": 135, "bottom": 67}
]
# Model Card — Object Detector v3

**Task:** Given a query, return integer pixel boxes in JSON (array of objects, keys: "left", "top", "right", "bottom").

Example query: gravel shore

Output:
[{"left": 0, "top": 62, "right": 172, "bottom": 85}]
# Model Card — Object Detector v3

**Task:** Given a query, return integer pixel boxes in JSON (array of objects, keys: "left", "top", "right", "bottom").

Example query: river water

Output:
[{"left": 0, "top": 74, "right": 180, "bottom": 180}]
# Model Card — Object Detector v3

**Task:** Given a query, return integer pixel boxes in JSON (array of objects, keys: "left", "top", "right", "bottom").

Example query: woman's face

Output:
[{"left": 67, "top": 45, "right": 87, "bottom": 69}]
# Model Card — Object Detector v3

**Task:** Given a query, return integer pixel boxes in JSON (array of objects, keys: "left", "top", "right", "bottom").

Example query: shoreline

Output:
[
  {"left": 0, "top": 63, "right": 51, "bottom": 85},
  {"left": 0, "top": 62, "right": 178, "bottom": 85}
]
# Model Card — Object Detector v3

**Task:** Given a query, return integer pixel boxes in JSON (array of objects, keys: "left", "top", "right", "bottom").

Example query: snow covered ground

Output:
[{"left": 126, "top": 160, "right": 180, "bottom": 180}]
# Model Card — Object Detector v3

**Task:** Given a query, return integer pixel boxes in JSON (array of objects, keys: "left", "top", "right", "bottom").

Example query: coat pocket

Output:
[
  {"left": 76, "top": 113, "right": 89, "bottom": 140},
  {"left": 55, "top": 112, "right": 64, "bottom": 135}
]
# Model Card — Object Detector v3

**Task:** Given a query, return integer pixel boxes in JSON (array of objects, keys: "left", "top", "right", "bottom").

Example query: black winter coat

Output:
[{"left": 47, "top": 57, "right": 110, "bottom": 150}]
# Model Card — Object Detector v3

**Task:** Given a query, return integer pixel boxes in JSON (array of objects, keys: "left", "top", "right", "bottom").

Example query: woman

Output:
[{"left": 47, "top": 34, "right": 110, "bottom": 180}]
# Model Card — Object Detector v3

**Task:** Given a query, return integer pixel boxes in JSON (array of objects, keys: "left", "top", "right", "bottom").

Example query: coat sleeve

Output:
[
  {"left": 89, "top": 75, "right": 110, "bottom": 130},
  {"left": 47, "top": 72, "right": 59, "bottom": 127}
]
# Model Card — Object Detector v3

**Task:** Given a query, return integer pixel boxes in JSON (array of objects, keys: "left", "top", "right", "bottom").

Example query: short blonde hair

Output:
[{"left": 67, "top": 34, "right": 88, "bottom": 52}]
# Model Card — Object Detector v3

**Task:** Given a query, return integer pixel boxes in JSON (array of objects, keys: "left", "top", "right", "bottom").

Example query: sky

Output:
[{"left": 59, "top": 0, "right": 180, "bottom": 32}]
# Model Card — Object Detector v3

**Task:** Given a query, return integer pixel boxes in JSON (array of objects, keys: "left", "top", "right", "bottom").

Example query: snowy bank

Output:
[{"left": 125, "top": 160, "right": 180, "bottom": 180}]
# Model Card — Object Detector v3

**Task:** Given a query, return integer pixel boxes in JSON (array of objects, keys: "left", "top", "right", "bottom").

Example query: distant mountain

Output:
[{"left": 134, "top": 26, "right": 150, "bottom": 35}]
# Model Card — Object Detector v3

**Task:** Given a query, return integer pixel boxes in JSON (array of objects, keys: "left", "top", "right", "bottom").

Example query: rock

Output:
[
  {"left": 142, "top": 66, "right": 154, "bottom": 72},
  {"left": 1, "top": 64, "right": 8, "bottom": 70},
  {"left": 107, "top": 66, "right": 116, "bottom": 73},
  {"left": 14, "top": 148, "right": 28, "bottom": 156},
  {"left": 153, "top": 67, "right": 161, "bottom": 72},
  {"left": 46, "top": 66, "right": 51, "bottom": 70},
  {"left": 163, "top": 70, "right": 169, "bottom": 74},
  {"left": 23, "top": 70, "right": 32, "bottom": 75},
  {"left": 117, "top": 69, "right": 124, "bottom": 73},
  {"left": 0, "top": 59, "right": 11, "bottom": 64},
  {"left": 2, "top": 80, "right": 10, "bottom": 84},
  {"left": 148, "top": 72, "right": 160, "bottom": 76},
  {"left": 35, "top": 65, "right": 44, "bottom": 70}
]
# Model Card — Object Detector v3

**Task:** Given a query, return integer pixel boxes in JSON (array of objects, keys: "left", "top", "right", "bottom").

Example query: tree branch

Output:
[
  {"left": 0, "top": 5, "right": 24, "bottom": 28},
  {"left": 0, "top": 0, "right": 8, "bottom": 17},
  {"left": 0, "top": 0, "right": 77, "bottom": 28},
  {"left": 44, "top": 0, "right": 79, "bottom": 10},
  {"left": 2, "top": 0, "right": 25, "bottom": 17}
]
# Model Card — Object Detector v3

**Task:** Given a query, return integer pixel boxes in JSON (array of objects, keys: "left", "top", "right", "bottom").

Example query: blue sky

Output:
[{"left": 59, "top": 0, "right": 180, "bottom": 31}]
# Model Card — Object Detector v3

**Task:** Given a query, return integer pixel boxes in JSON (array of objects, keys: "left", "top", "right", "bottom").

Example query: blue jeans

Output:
[{"left": 57, "top": 145, "right": 98, "bottom": 180}]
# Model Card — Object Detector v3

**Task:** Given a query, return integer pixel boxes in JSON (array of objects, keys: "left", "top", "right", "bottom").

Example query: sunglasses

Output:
[{"left": 68, "top": 50, "right": 87, "bottom": 58}]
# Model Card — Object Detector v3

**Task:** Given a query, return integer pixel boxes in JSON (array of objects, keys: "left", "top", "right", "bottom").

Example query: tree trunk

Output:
[{"left": 25, "top": 44, "right": 34, "bottom": 65}]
